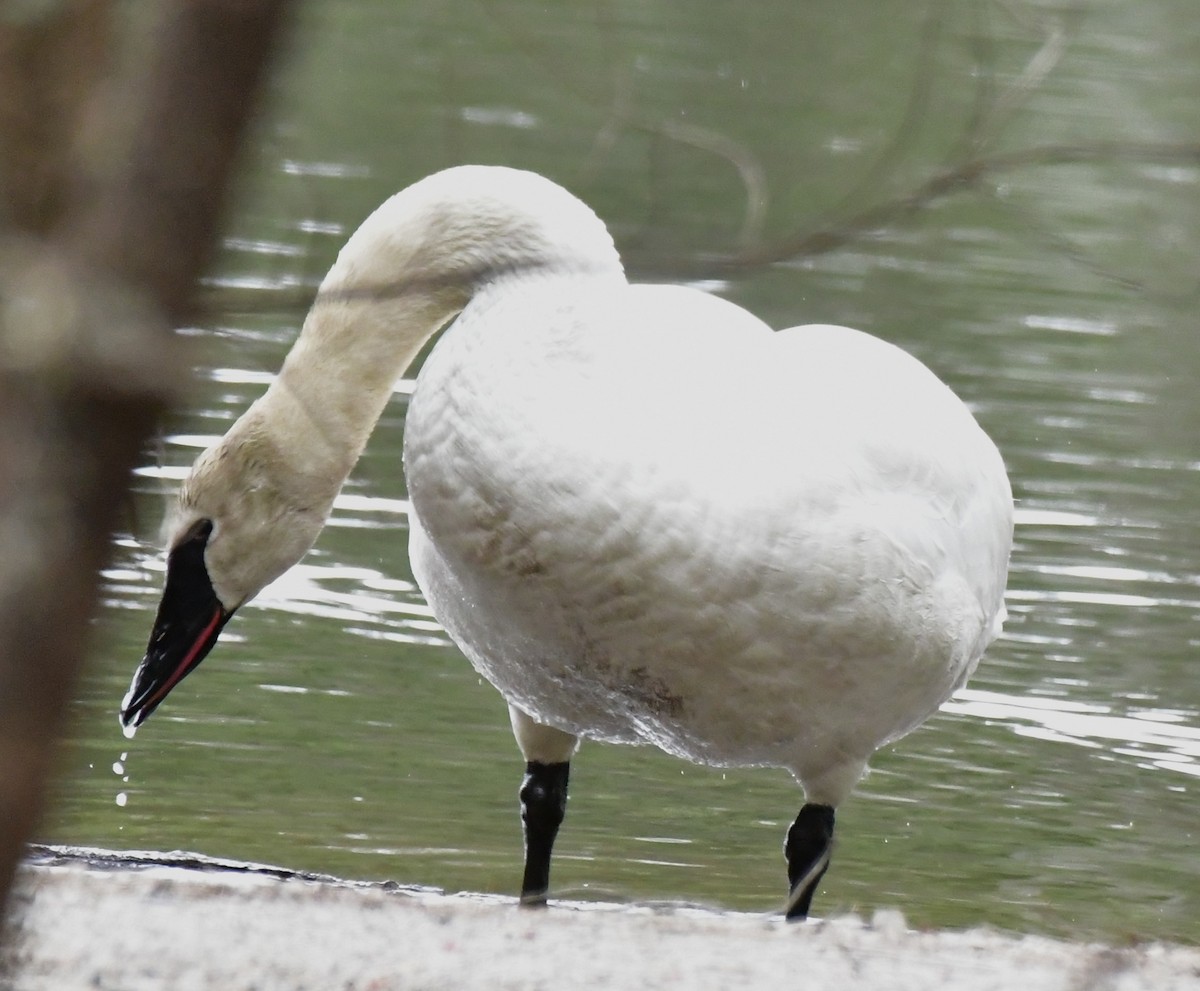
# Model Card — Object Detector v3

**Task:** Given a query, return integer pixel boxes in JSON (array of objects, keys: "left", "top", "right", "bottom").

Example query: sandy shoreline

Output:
[{"left": 3, "top": 846, "right": 1198, "bottom": 990}]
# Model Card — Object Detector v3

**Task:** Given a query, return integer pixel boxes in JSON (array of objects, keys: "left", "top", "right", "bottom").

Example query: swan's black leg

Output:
[
  {"left": 783, "top": 802, "right": 835, "bottom": 920},
  {"left": 518, "top": 760, "right": 570, "bottom": 906}
]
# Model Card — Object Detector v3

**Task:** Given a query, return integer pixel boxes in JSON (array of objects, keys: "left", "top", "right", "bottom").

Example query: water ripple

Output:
[{"left": 944, "top": 689, "right": 1200, "bottom": 779}]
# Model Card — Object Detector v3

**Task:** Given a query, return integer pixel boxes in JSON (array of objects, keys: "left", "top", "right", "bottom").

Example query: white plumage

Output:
[{"left": 121, "top": 165, "right": 1013, "bottom": 919}]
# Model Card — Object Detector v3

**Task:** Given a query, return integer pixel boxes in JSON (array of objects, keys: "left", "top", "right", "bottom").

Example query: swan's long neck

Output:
[
  {"left": 186, "top": 166, "right": 625, "bottom": 596},
  {"left": 230, "top": 173, "right": 622, "bottom": 516},
  {"left": 240, "top": 267, "right": 470, "bottom": 513}
]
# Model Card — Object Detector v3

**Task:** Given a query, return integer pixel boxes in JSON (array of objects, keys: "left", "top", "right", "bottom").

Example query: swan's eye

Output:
[{"left": 174, "top": 518, "right": 214, "bottom": 554}]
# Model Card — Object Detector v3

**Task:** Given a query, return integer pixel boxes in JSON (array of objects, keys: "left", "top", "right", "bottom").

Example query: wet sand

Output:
[{"left": 3, "top": 846, "right": 1198, "bottom": 990}]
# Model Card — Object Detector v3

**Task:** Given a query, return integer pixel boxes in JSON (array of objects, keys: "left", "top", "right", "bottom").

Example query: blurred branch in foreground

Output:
[{"left": 0, "top": 0, "right": 293, "bottom": 923}]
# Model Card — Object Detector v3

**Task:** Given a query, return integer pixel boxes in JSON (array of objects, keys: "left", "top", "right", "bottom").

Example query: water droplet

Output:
[
  {"left": 121, "top": 721, "right": 138, "bottom": 741},
  {"left": 112, "top": 761, "right": 124, "bottom": 775},
  {"left": 115, "top": 792, "right": 128, "bottom": 808}
]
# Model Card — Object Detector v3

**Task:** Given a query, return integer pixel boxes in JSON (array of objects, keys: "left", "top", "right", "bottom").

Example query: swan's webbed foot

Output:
[
  {"left": 784, "top": 802, "right": 835, "bottom": 920},
  {"left": 518, "top": 759, "right": 570, "bottom": 907}
]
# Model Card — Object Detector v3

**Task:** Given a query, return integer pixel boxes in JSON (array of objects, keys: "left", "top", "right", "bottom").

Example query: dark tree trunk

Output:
[{"left": 0, "top": 0, "right": 294, "bottom": 922}]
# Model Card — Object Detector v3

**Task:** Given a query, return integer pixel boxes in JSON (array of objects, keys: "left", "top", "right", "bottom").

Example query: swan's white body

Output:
[
  {"left": 134, "top": 166, "right": 1012, "bottom": 909},
  {"left": 406, "top": 278, "right": 1010, "bottom": 802}
]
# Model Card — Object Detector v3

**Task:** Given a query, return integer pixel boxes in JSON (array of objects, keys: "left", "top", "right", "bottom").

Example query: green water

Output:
[{"left": 44, "top": 0, "right": 1200, "bottom": 945}]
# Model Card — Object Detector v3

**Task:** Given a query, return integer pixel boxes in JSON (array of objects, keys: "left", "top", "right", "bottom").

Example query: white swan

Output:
[{"left": 121, "top": 165, "right": 1013, "bottom": 919}]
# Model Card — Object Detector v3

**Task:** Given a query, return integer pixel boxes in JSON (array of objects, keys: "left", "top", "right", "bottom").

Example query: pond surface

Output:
[{"left": 44, "top": 0, "right": 1200, "bottom": 945}]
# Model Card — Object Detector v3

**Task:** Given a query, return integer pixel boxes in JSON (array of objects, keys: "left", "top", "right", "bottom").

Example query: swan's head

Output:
[
  {"left": 119, "top": 165, "right": 623, "bottom": 734},
  {"left": 120, "top": 423, "right": 330, "bottom": 733}
]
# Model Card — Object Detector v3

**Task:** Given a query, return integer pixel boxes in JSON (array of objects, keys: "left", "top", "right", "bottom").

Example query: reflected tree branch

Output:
[
  {"left": 812, "top": 0, "right": 950, "bottom": 229},
  {"left": 649, "top": 117, "right": 769, "bottom": 248},
  {"left": 628, "top": 140, "right": 1200, "bottom": 284},
  {"left": 962, "top": 2, "right": 1067, "bottom": 154},
  {"left": 473, "top": 0, "right": 1185, "bottom": 298}
]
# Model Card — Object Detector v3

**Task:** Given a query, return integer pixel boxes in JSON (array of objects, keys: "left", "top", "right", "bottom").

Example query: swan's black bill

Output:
[{"left": 120, "top": 520, "right": 234, "bottom": 731}]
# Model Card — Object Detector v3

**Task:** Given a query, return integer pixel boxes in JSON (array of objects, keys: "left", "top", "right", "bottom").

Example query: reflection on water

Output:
[
  {"left": 945, "top": 689, "right": 1200, "bottom": 779},
  {"left": 41, "top": 0, "right": 1200, "bottom": 948}
]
